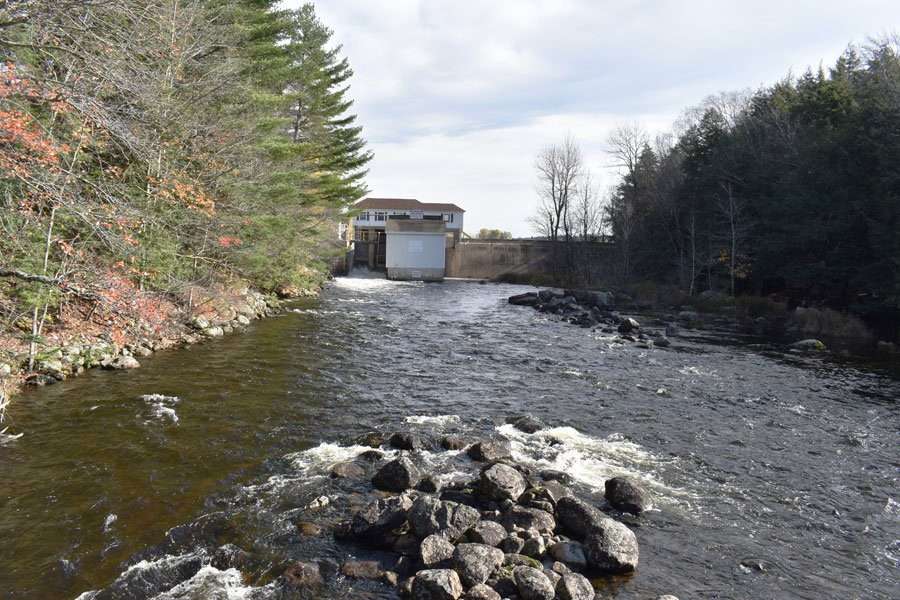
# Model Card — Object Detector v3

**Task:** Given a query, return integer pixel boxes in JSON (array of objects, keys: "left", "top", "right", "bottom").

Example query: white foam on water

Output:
[
  {"left": 284, "top": 442, "right": 396, "bottom": 475},
  {"left": 140, "top": 394, "right": 180, "bottom": 424},
  {"left": 405, "top": 414, "right": 461, "bottom": 426},
  {"left": 103, "top": 513, "right": 117, "bottom": 532},
  {"left": 333, "top": 276, "right": 421, "bottom": 293},
  {"left": 152, "top": 566, "right": 271, "bottom": 599},
  {"left": 678, "top": 365, "right": 719, "bottom": 378},
  {"left": 497, "top": 424, "right": 695, "bottom": 509}
]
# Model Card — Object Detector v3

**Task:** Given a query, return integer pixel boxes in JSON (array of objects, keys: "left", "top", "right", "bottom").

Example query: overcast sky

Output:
[{"left": 292, "top": 1, "right": 899, "bottom": 236}]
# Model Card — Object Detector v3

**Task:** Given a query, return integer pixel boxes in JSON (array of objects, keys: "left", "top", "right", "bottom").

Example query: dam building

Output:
[{"left": 345, "top": 197, "right": 465, "bottom": 281}]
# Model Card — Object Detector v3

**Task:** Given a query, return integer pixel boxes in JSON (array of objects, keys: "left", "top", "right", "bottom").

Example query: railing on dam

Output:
[{"left": 445, "top": 239, "right": 615, "bottom": 284}]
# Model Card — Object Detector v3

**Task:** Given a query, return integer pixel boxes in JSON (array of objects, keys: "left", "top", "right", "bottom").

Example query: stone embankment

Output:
[
  {"left": 0, "top": 289, "right": 277, "bottom": 394},
  {"left": 508, "top": 289, "right": 673, "bottom": 349}
]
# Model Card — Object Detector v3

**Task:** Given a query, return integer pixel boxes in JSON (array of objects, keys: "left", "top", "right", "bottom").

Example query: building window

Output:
[
  {"left": 357, "top": 211, "right": 370, "bottom": 222},
  {"left": 375, "top": 211, "right": 386, "bottom": 221},
  {"left": 443, "top": 213, "right": 454, "bottom": 223}
]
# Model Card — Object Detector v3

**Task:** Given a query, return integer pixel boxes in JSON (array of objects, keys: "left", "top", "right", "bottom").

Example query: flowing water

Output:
[{"left": 0, "top": 276, "right": 898, "bottom": 599}]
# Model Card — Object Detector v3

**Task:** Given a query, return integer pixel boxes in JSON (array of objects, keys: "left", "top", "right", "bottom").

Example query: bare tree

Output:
[
  {"left": 532, "top": 135, "right": 582, "bottom": 241},
  {"left": 570, "top": 170, "right": 602, "bottom": 241},
  {"left": 606, "top": 123, "right": 649, "bottom": 280}
]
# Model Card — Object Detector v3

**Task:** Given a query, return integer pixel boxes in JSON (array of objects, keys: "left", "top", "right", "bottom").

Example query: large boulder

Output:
[
  {"left": 790, "top": 338, "right": 826, "bottom": 352},
  {"left": 420, "top": 534, "right": 455, "bottom": 567},
  {"left": 502, "top": 506, "right": 556, "bottom": 534},
  {"left": 408, "top": 496, "right": 481, "bottom": 541},
  {"left": 604, "top": 476, "right": 649, "bottom": 514},
  {"left": 372, "top": 457, "right": 421, "bottom": 492},
  {"left": 584, "top": 518, "right": 639, "bottom": 573},
  {"left": 466, "top": 440, "right": 511, "bottom": 462},
  {"left": 555, "top": 496, "right": 607, "bottom": 540},
  {"left": 555, "top": 572, "right": 595, "bottom": 600},
  {"left": 390, "top": 432, "right": 425, "bottom": 450},
  {"left": 453, "top": 543, "right": 504, "bottom": 587},
  {"left": 478, "top": 463, "right": 526, "bottom": 502},
  {"left": 513, "top": 566, "right": 555, "bottom": 600},
  {"left": 412, "top": 569, "right": 464, "bottom": 600},
  {"left": 350, "top": 494, "right": 414, "bottom": 541}
]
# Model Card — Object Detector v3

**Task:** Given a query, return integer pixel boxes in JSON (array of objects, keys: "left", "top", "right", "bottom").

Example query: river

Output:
[{"left": 0, "top": 276, "right": 897, "bottom": 599}]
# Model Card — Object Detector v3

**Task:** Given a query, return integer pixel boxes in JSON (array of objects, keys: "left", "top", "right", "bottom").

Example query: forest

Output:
[
  {"left": 0, "top": 0, "right": 369, "bottom": 387},
  {"left": 536, "top": 37, "right": 899, "bottom": 341}
]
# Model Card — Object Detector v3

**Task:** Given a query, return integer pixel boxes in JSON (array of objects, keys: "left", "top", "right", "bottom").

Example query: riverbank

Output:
[{"left": 0, "top": 281, "right": 322, "bottom": 429}]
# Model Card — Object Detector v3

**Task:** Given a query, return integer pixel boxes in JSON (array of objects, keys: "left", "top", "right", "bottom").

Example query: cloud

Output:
[{"left": 289, "top": 0, "right": 900, "bottom": 235}]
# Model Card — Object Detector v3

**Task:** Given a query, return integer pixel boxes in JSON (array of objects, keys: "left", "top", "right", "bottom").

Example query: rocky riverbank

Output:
[
  {"left": 79, "top": 415, "right": 679, "bottom": 600},
  {"left": 0, "top": 284, "right": 307, "bottom": 425}
]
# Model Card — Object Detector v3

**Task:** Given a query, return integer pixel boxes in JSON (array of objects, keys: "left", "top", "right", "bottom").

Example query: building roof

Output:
[{"left": 355, "top": 197, "right": 465, "bottom": 213}]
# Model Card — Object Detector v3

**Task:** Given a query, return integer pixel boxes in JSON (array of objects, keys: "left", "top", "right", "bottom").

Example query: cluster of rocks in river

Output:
[
  {"left": 508, "top": 290, "right": 674, "bottom": 349},
  {"left": 264, "top": 416, "right": 675, "bottom": 600}
]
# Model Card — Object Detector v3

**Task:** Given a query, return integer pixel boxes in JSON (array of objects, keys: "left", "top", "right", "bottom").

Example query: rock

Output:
[
  {"left": 356, "top": 431, "right": 385, "bottom": 447},
  {"left": 463, "top": 583, "right": 501, "bottom": 600},
  {"left": 551, "top": 561, "right": 572, "bottom": 576},
  {"left": 555, "top": 496, "right": 607, "bottom": 540},
  {"left": 508, "top": 292, "right": 540, "bottom": 306},
  {"left": 499, "top": 535, "right": 525, "bottom": 554},
  {"left": 202, "top": 326, "right": 224, "bottom": 338},
  {"left": 555, "top": 572, "right": 595, "bottom": 600},
  {"left": 372, "top": 457, "right": 421, "bottom": 492},
  {"left": 453, "top": 543, "right": 504, "bottom": 587},
  {"left": 330, "top": 461, "right": 366, "bottom": 479},
  {"left": 548, "top": 541, "right": 587, "bottom": 571},
  {"left": 665, "top": 323, "right": 679, "bottom": 337},
  {"left": 389, "top": 431, "right": 424, "bottom": 450},
  {"left": 102, "top": 355, "right": 140, "bottom": 370},
  {"left": 466, "top": 440, "right": 511, "bottom": 462},
  {"left": 467, "top": 520, "right": 507, "bottom": 546},
  {"left": 441, "top": 435, "right": 467, "bottom": 450},
  {"left": 412, "top": 569, "right": 464, "bottom": 600},
  {"left": 421, "top": 534, "right": 455, "bottom": 567},
  {"left": 520, "top": 482, "right": 571, "bottom": 509},
  {"left": 538, "top": 469, "right": 573, "bottom": 484},
  {"left": 350, "top": 494, "right": 414, "bottom": 541},
  {"left": 417, "top": 475, "right": 442, "bottom": 493},
  {"left": 521, "top": 536, "right": 546, "bottom": 558},
  {"left": 383, "top": 571, "right": 400, "bottom": 586},
  {"left": 790, "top": 338, "right": 826, "bottom": 352},
  {"left": 617, "top": 317, "right": 640, "bottom": 334},
  {"left": 652, "top": 334, "right": 671, "bottom": 347},
  {"left": 190, "top": 316, "right": 210, "bottom": 330},
  {"left": 358, "top": 449, "right": 384, "bottom": 462},
  {"left": 235, "top": 314, "right": 251, "bottom": 326},
  {"left": 0, "top": 363, "right": 11, "bottom": 378},
  {"left": 657, "top": 596, "right": 680, "bottom": 600},
  {"left": 503, "top": 553, "right": 542, "bottom": 569},
  {"left": 505, "top": 414, "right": 546, "bottom": 434},
  {"left": 210, "top": 544, "right": 251, "bottom": 571},
  {"left": 478, "top": 463, "right": 526, "bottom": 502},
  {"left": 408, "top": 496, "right": 481, "bottom": 541},
  {"left": 340, "top": 560, "right": 382, "bottom": 579},
  {"left": 543, "top": 568, "right": 561, "bottom": 587},
  {"left": 282, "top": 561, "right": 323, "bottom": 590},
  {"left": 605, "top": 476, "right": 649, "bottom": 514},
  {"left": 502, "top": 506, "right": 556, "bottom": 534},
  {"left": 513, "top": 566, "right": 555, "bottom": 600},
  {"left": 296, "top": 521, "right": 322, "bottom": 536},
  {"left": 583, "top": 518, "right": 639, "bottom": 573}
]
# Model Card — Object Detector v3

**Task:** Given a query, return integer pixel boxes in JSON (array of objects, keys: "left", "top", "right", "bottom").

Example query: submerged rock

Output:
[
  {"left": 282, "top": 561, "right": 324, "bottom": 591},
  {"left": 506, "top": 414, "right": 546, "bottom": 434},
  {"left": 790, "top": 338, "right": 826, "bottom": 352},
  {"left": 373, "top": 457, "right": 421, "bottom": 492},
  {"left": 605, "top": 476, "right": 649, "bottom": 514}
]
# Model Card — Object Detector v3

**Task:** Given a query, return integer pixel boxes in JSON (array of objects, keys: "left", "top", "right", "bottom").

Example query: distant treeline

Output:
[
  {"left": 0, "top": 1, "right": 369, "bottom": 352},
  {"left": 604, "top": 37, "right": 899, "bottom": 333}
]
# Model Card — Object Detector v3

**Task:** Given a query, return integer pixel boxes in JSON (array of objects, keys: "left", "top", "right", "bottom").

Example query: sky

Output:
[{"left": 291, "top": 1, "right": 900, "bottom": 237}]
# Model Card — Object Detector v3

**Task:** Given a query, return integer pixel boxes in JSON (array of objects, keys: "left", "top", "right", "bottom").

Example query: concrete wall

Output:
[
  {"left": 386, "top": 220, "right": 447, "bottom": 281},
  {"left": 445, "top": 240, "right": 615, "bottom": 284}
]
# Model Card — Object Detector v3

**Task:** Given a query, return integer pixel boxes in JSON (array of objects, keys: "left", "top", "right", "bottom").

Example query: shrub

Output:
[{"left": 790, "top": 307, "right": 874, "bottom": 342}]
